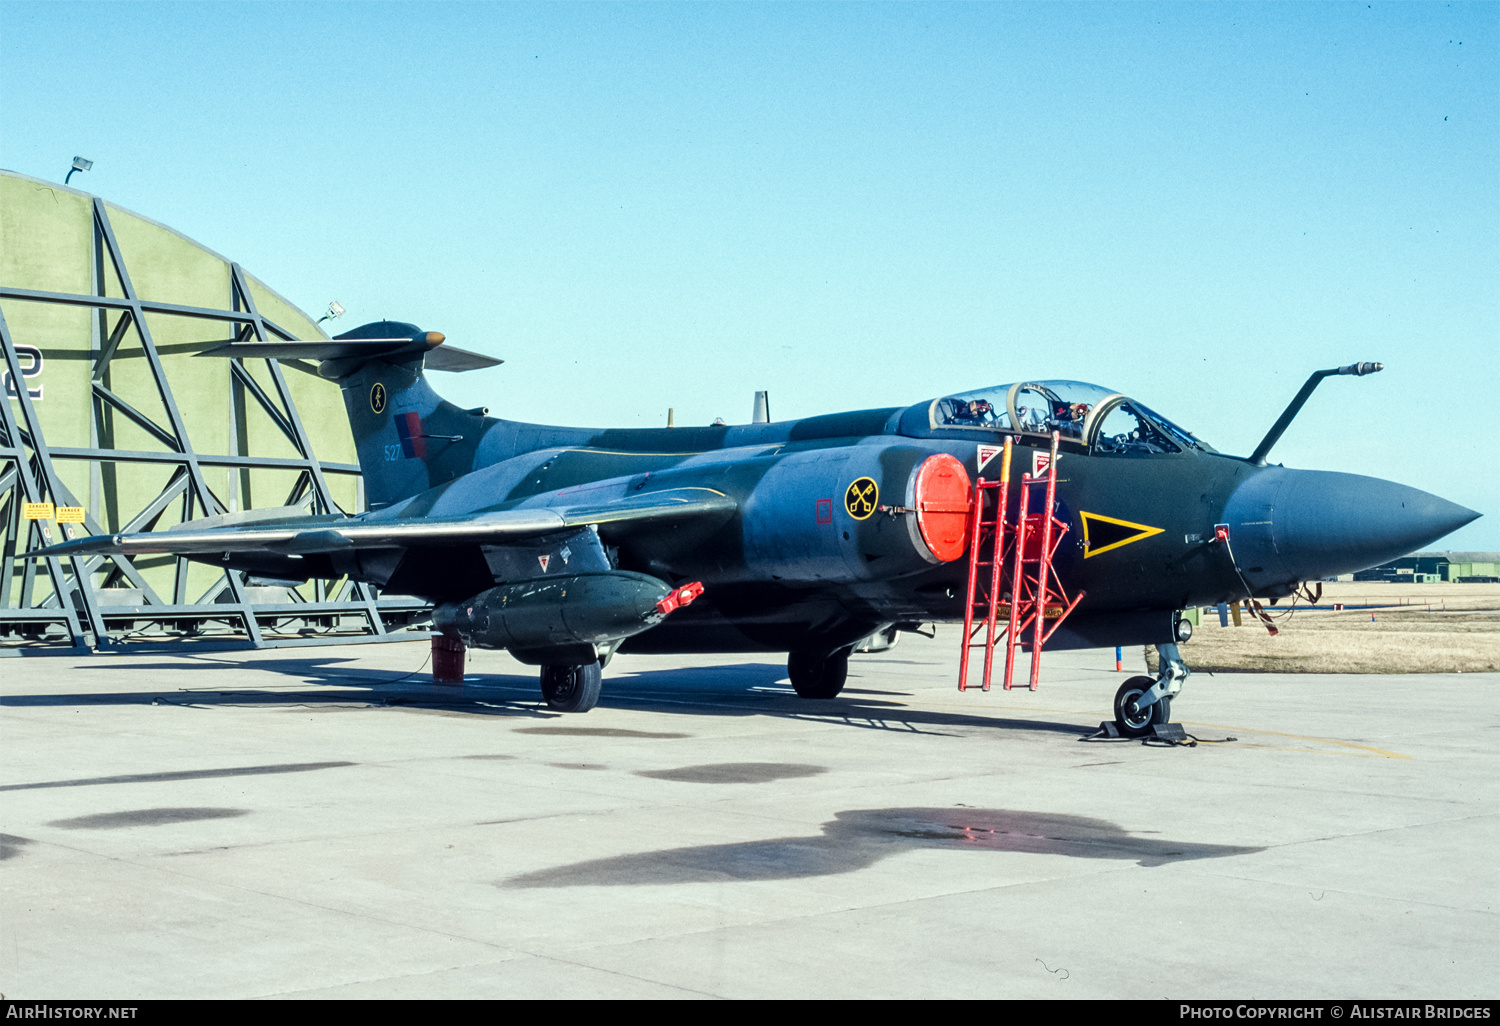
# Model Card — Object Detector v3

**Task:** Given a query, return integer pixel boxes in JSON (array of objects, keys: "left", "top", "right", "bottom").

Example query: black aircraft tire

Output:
[
  {"left": 1114, "top": 675, "right": 1169, "bottom": 737},
  {"left": 788, "top": 648, "right": 849, "bottom": 700},
  {"left": 540, "top": 661, "right": 603, "bottom": 713}
]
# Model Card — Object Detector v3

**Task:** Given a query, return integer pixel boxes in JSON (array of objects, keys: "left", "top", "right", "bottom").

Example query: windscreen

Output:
[{"left": 1131, "top": 401, "right": 1215, "bottom": 452}]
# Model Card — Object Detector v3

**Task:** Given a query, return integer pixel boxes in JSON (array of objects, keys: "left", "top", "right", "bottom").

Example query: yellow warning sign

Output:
[
  {"left": 22, "top": 502, "right": 53, "bottom": 520},
  {"left": 56, "top": 506, "right": 85, "bottom": 523},
  {"left": 844, "top": 477, "right": 878, "bottom": 520},
  {"left": 1081, "top": 511, "right": 1164, "bottom": 558}
]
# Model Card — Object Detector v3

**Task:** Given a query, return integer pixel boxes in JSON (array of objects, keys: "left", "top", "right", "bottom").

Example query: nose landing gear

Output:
[
  {"left": 1112, "top": 642, "right": 1190, "bottom": 738},
  {"left": 1114, "top": 676, "right": 1171, "bottom": 736}
]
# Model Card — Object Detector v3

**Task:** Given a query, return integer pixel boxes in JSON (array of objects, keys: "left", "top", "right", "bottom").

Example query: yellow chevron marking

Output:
[{"left": 1080, "top": 511, "right": 1165, "bottom": 558}]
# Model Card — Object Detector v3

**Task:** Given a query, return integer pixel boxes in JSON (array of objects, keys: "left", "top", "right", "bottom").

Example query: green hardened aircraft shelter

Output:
[{"left": 0, "top": 169, "right": 425, "bottom": 650}]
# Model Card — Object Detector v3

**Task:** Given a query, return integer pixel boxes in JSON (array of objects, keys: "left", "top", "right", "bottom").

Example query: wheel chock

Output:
[{"left": 1088, "top": 721, "right": 1200, "bottom": 745}]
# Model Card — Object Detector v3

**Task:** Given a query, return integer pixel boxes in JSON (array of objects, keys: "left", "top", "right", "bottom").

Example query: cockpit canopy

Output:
[{"left": 928, "top": 380, "right": 1212, "bottom": 454}]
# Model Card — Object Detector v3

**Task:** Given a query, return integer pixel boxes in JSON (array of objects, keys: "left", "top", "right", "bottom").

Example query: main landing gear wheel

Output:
[
  {"left": 787, "top": 647, "right": 851, "bottom": 700},
  {"left": 540, "top": 661, "right": 603, "bottom": 713},
  {"left": 1113, "top": 675, "right": 1170, "bottom": 738}
]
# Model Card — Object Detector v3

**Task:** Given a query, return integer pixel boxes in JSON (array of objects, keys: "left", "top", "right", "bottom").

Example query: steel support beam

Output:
[{"left": 0, "top": 306, "right": 93, "bottom": 642}]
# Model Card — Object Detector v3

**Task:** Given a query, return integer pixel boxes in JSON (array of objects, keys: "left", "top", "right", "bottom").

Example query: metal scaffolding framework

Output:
[{"left": 0, "top": 195, "right": 427, "bottom": 652}]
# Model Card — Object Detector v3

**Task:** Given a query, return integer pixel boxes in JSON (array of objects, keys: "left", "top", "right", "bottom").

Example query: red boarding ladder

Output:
[
  {"left": 958, "top": 438, "right": 1013, "bottom": 692},
  {"left": 958, "top": 431, "right": 1086, "bottom": 692}
]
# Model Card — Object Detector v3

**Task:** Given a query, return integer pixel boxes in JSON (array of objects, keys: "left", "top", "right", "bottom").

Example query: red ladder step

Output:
[{"left": 958, "top": 430, "right": 1085, "bottom": 694}]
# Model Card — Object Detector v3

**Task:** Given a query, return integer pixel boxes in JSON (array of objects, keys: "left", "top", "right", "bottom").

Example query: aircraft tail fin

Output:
[{"left": 201, "top": 321, "right": 502, "bottom": 511}]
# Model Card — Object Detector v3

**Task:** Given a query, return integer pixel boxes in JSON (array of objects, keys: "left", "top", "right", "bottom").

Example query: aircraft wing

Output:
[{"left": 34, "top": 488, "right": 738, "bottom": 559}]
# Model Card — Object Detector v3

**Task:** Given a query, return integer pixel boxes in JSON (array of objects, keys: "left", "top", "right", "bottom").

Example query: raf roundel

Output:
[
  {"left": 370, "top": 382, "right": 387, "bottom": 415},
  {"left": 844, "top": 477, "right": 878, "bottom": 520}
]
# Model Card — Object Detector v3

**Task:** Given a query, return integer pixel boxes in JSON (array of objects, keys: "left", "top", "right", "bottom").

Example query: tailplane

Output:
[{"left": 202, "top": 321, "right": 502, "bottom": 510}]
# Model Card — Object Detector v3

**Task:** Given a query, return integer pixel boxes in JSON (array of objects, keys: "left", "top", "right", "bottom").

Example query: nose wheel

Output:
[{"left": 1113, "top": 675, "right": 1171, "bottom": 737}]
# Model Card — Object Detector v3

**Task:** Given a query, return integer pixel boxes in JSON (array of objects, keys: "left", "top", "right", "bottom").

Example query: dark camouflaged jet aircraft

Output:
[{"left": 39, "top": 323, "right": 1480, "bottom": 733}]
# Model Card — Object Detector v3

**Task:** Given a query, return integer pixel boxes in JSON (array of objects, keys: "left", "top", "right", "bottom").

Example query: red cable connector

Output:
[{"left": 655, "top": 581, "right": 705, "bottom": 616}]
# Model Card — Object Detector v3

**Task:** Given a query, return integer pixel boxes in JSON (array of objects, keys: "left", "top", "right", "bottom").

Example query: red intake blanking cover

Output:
[{"left": 914, "top": 453, "right": 973, "bottom": 562}]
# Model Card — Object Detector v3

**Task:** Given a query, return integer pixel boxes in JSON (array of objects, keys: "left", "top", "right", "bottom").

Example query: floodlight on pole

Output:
[
  {"left": 315, "top": 300, "right": 346, "bottom": 326},
  {"left": 64, "top": 157, "right": 93, "bottom": 186}
]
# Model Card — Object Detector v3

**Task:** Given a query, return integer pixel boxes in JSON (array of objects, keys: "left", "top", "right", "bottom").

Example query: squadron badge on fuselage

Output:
[{"left": 845, "top": 477, "right": 878, "bottom": 520}]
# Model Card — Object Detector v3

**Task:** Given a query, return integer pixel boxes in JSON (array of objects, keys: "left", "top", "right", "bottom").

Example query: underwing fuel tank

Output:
[{"left": 432, "top": 571, "right": 689, "bottom": 652}]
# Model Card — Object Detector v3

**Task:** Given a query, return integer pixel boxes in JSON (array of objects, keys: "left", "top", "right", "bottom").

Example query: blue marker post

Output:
[{"left": 1115, "top": 646, "right": 1123, "bottom": 672}]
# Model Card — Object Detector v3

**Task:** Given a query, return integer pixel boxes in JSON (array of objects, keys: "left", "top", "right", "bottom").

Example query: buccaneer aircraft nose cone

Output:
[{"left": 1222, "top": 469, "right": 1479, "bottom": 591}]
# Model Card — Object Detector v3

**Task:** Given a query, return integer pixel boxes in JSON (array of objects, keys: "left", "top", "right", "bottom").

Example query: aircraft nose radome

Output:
[{"left": 1223, "top": 469, "right": 1480, "bottom": 586}]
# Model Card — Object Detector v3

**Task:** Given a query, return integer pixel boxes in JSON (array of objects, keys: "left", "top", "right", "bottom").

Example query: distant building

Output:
[{"left": 1349, "top": 552, "right": 1500, "bottom": 583}]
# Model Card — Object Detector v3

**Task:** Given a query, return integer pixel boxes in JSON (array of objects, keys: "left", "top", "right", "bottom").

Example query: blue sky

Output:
[{"left": 2, "top": 2, "right": 1496, "bottom": 547}]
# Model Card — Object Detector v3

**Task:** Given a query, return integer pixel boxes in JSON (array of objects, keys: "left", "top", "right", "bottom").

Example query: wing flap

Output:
[{"left": 35, "top": 489, "right": 736, "bottom": 559}]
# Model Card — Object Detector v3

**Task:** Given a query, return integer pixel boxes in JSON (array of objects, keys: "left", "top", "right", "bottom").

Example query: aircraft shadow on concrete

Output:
[
  {"left": 501, "top": 806, "right": 1264, "bottom": 888},
  {"left": 599, "top": 663, "right": 1086, "bottom": 737},
  {"left": 48, "top": 807, "right": 248, "bottom": 830},
  {"left": 8, "top": 657, "right": 1088, "bottom": 737},
  {"left": 10, "top": 654, "right": 549, "bottom": 717},
  {"left": 66, "top": 653, "right": 440, "bottom": 688},
  {"left": 0, "top": 833, "right": 34, "bottom": 860}
]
